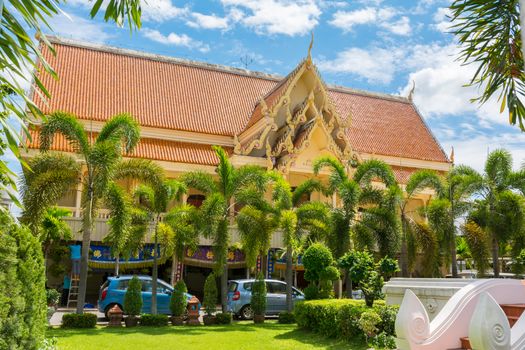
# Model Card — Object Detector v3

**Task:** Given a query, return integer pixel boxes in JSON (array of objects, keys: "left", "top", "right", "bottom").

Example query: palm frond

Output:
[
  {"left": 181, "top": 171, "right": 217, "bottom": 195},
  {"left": 485, "top": 149, "right": 513, "bottom": 190},
  {"left": 213, "top": 145, "right": 235, "bottom": 197},
  {"left": 313, "top": 156, "right": 347, "bottom": 193},
  {"left": 20, "top": 153, "right": 81, "bottom": 231},
  {"left": 95, "top": 113, "right": 140, "bottom": 153},
  {"left": 353, "top": 159, "right": 396, "bottom": 187},
  {"left": 103, "top": 182, "right": 131, "bottom": 257},
  {"left": 291, "top": 179, "right": 324, "bottom": 207},
  {"left": 405, "top": 169, "right": 444, "bottom": 199},
  {"left": 40, "top": 111, "right": 90, "bottom": 155}
]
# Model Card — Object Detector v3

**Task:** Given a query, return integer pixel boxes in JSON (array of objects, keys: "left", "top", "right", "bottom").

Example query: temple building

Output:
[{"left": 25, "top": 36, "right": 451, "bottom": 302}]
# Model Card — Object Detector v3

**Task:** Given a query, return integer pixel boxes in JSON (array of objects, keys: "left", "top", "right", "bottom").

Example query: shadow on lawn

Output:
[{"left": 48, "top": 321, "right": 297, "bottom": 339}]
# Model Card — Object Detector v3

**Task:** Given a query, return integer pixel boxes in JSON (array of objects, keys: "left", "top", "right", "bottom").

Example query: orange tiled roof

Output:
[
  {"left": 26, "top": 128, "right": 229, "bottom": 166},
  {"left": 32, "top": 37, "right": 449, "bottom": 164},
  {"left": 390, "top": 165, "right": 445, "bottom": 184}
]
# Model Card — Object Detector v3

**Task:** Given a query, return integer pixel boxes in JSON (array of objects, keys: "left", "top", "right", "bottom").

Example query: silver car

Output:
[{"left": 227, "top": 279, "right": 305, "bottom": 319}]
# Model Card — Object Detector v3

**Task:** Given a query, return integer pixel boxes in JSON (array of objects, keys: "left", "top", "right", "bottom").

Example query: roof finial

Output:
[
  {"left": 450, "top": 146, "right": 455, "bottom": 164},
  {"left": 407, "top": 80, "right": 415, "bottom": 102},
  {"left": 307, "top": 31, "right": 314, "bottom": 59}
]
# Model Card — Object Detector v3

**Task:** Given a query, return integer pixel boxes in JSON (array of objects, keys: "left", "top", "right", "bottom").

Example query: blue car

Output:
[
  {"left": 227, "top": 279, "right": 304, "bottom": 319},
  {"left": 98, "top": 275, "right": 194, "bottom": 318}
]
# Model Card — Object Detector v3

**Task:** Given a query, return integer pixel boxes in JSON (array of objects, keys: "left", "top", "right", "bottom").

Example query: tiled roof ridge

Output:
[{"left": 44, "top": 35, "right": 411, "bottom": 105}]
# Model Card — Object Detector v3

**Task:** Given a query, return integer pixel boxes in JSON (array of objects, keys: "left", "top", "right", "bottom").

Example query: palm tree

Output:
[
  {"left": 393, "top": 170, "right": 443, "bottom": 277},
  {"left": 163, "top": 204, "right": 200, "bottom": 285},
  {"left": 182, "top": 146, "right": 266, "bottom": 312},
  {"left": 36, "top": 111, "right": 164, "bottom": 313},
  {"left": 103, "top": 182, "right": 132, "bottom": 276},
  {"left": 20, "top": 152, "right": 81, "bottom": 234},
  {"left": 236, "top": 172, "right": 325, "bottom": 312},
  {"left": 461, "top": 149, "right": 525, "bottom": 277},
  {"left": 313, "top": 157, "right": 401, "bottom": 294},
  {"left": 131, "top": 179, "right": 186, "bottom": 315},
  {"left": 38, "top": 207, "right": 73, "bottom": 270},
  {"left": 424, "top": 165, "right": 479, "bottom": 277}
]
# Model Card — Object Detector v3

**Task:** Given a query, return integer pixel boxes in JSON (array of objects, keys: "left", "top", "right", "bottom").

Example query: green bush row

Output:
[
  {"left": 215, "top": 312, "right": 232, "bottom": 324},
  {"left": 61, "top": 313, "right": 98, "bottom": 328},
  {"left": 295, "top": 299, "right": 398, "bottom": 340},
  {"left": 140, "top": 314, "right": 169, "bottom": 326},
  {"left": 278, "top": 312, "right": 295, "bottom": 324}
]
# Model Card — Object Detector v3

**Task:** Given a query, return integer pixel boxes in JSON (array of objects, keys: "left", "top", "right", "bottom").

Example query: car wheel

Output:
[{"left": 240, "top": 305, "right": 253, "bottom": 320}]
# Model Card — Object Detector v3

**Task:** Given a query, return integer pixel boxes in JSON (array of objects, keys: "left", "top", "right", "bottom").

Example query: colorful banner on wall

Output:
[
  {"left": 88, "top": 244, "right": 161, "bottom": 269},
  {"left": 184, "top": 246, "right": 244, "bottom": 266}
]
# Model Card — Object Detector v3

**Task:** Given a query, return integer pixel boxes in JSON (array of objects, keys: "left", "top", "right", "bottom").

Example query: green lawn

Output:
[{"left": 47, "top": 321, "right": 367, "bottom": 350}]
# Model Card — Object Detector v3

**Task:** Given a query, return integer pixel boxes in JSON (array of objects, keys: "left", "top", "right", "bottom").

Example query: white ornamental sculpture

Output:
[{"left": 469, "top": 292, "right": 511, "bottom": 350}]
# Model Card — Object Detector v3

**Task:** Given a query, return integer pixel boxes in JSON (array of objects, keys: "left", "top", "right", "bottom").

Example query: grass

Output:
[{"left": 47, "top": 321, "right": 368, "bottom": 350}]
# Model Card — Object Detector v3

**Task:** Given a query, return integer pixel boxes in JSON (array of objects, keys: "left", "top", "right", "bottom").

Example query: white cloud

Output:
[
  {"left": 438, "top": 129, "right": 525, "bottom": 172},
  {"left": 329, "top": 7, "right": 412, "bottom": 36},
  {"left": 48, "top": 12, "right": 113, "bottom": 43},
  {"left": 141, "top": 0, "right": 187, "bottom": 22},
  {"left": 221, "top": 0, "right": 321, "bottom": 36},
  {"left": 142, "top": 29, "right": 210, "bottom": 53},
  {"left": 317, "top": 46, "right": 404, "bottom": 84},
  {"left": 187, "top": 13, "right": 230, "bottom": 30},
  {"left": 433, "top": 7, "right": 452, "bottom": 32}
]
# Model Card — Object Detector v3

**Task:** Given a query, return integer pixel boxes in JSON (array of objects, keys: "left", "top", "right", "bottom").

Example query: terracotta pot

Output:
[
  {"left": 253, "top": 315, "right": 265, "bottom": 324},
  {"left": 171, "top": 316, "right": 184, "bottom": 326},
  {"left": 125, "top": 316, "right": 138, "bottom": 327},
  {"left": 203, "top": 315, "right": 216, "bottom": 325}
]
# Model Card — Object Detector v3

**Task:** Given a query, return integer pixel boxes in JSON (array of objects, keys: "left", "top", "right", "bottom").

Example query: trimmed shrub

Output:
[
  {"left": 203, "top": 274, "right": 218, "bottom": 316},
  {"left": 302, "top": 243, "right": 339, "bottom": 300},
  {"left": 278, "top": 312, "right": 295, "bottom": 324},
  {"left": 0, "top": 212, "right": 47, "bottom": 349},
  {"left": 61, "top": 313, "right": 97, "bottom": 328},
  {"left": 295, "top": 299, "right": 398, "bottom": 342},
  {"left": 140, "top": 314, "right": 169, "bottom": 326},
  {"left": 251, "top": 272, "right": 266, "bottom": 316},
  {"left": 123, "top": 275, "right": 142, "bottom": 316},
  {"left": 170, "top": 280, "right": 187, "bottom": 317},
  {"left": 358, "top": 311, "right": 381, "bottom": 338},
  {"left": 215, "top": 312, "right": 232, "bottom": 324}
]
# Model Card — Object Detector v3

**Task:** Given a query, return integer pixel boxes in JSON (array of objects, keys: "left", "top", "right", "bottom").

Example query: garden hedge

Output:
[
  {"left": 295, "top": 299, "right": 398, "bottom": 341},
  {"left": 215, "top": 312, "right": 232, "bottom": 324},
  {"left": 140, "top": 314, "right": 169, "bottom": 326},
  {"left": 61, "top": 313, "right": 97, "bottom": 328}
]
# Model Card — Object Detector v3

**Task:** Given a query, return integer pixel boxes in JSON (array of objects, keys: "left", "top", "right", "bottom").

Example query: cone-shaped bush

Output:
[
  {"left": 251, "top": 272, "right": 266, "bottom": 316},
  {"left": 203, "top": 274, "right": 218, "bottom": 316},
  {"left": 124, "top": 275, "right": 142, "bottom": 316},
  {"left": 170, "top": 280, "right": 187, "bottom": 317}
]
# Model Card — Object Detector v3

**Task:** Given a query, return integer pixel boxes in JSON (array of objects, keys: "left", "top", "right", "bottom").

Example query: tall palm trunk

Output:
[
  {"left": 170, "top": 253, "right": 178, "bottom": 285},
  {"left": 492, "top": 236, "right": 500, "bottom": 278},
  {"left": 151, "top": 219, "right": 159, "bottom": 315},
  {"left": 221, "top": 264, "right": 228, "bottom": 313},
  {"left": 285, "top": 245, "right": 293, "bottom": 312},
  {"left": 77, "top": 186, "right": 94, "bottom": 314},
  {"left": 115, "top": 255, "right": 120, "bottom": 276},
  {"left": 400, "top": 216, "right": 409, "bottom": 277},
  {"left": 345, "top": 271, "right": 352, "bottom": 298},
  {"left": 450, "top": 237, "right": 458, "bottom": 278}
]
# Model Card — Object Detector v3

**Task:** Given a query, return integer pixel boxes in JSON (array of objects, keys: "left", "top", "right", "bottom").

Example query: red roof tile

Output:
[
  {"left": 26, "top": 128, "right": 228, "bottom": 166},
  {"left": 32, "top": 37, "right": 449, "bottom": 164}
]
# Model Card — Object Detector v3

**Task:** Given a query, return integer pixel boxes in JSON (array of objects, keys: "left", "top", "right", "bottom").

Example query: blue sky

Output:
[{"left": 27, "top": 0, "right": 525, "bottom": 171}]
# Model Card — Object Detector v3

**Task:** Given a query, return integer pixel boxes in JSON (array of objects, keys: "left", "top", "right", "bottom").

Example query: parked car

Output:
[
  {"left": 227, "top": 279, "right": 304, "bottom": 319},
  {"left": 98, "top": 275, "right": 194, "bottom": 318}
]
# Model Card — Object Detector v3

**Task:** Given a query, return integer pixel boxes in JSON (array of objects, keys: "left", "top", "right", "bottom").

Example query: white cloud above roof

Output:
[
  {"left": 329, "top": 6, "right": 412, "bottom": 36},
  {"left": 187, "top": 12, "right": 230, "bottom": 30},
  {"left": 142, "top": 29, "right": 210, "bottom": 52},
  {"left": 221, "top": 0, "right": 321, "bottom": 36}
]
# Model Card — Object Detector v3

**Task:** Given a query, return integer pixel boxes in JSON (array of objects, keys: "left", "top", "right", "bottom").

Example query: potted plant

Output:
[
  {"left": 203, "top": 274, "right": 217, "bottom": 325},
  {"left": 251, "top": 272, "right": 266, "bottom": 324},
  {"left": 123, "top": 275, "right": 142, "bottom": 327},
  {"left": 170, "top": 280, "right": 187, "bottom": 325}
]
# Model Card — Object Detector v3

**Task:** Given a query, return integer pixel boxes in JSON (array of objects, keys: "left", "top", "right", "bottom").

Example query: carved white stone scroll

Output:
[
  {"left": 469, "top": 292, "right": 510, "bottom": 350},
  {"left": 395, "top": 289, "right": 430, "bottom": 350}
]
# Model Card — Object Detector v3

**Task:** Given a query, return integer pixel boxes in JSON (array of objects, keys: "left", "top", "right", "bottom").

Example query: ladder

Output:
[{"left": 66, "top": 274, "right": 80, "bottom": 308}]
